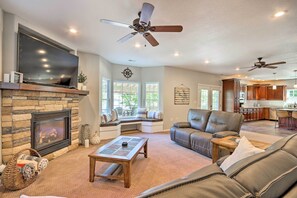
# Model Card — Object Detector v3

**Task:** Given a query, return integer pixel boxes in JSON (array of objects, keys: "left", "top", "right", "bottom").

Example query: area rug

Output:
[{"left": 0, "top": 132, "right": 211, "bottom": 198}]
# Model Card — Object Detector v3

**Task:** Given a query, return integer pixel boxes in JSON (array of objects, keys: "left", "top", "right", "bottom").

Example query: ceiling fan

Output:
[
  {"left": 100, "top": 2, "right": 183, "bottom": 47},
  {"left": 243, "top": 57, "right": 286, "bottom": 72}
]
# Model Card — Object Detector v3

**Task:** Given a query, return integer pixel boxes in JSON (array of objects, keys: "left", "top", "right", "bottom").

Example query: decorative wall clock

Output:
[{"left": 122, "top": 67, "right": 133, "bottom": 80}]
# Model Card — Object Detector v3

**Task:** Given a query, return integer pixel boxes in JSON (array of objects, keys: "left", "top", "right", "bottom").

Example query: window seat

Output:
[{"left": 100, "top": 118, "right": 163, "bottom": 140}]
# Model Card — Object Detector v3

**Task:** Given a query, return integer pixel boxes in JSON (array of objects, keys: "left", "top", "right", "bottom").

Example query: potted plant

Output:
[{"left": 78, "top": 71, "right": 87, "bottom": 90}]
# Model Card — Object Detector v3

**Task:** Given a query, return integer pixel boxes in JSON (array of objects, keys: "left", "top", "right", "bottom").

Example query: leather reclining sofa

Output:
[
  {"left": 138, "top": 134, "right": 297, "bottom": 198},
  {"left": 170, "top": 109, "right": 244, "bottom": 157}
]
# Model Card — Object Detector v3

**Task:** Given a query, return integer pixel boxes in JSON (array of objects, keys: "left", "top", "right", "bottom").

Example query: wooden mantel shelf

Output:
[{"left": 0, "top": 82, "right": 89, "bottom": 96}]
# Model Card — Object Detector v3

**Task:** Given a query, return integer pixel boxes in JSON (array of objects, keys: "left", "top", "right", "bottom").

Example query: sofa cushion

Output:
[
  {"left": 220, "top": 136, "right": 264, "bottom": 171},
  {"left": 175, "top": 128, "right": 200, "bottom": 149},
  {"left": 205, "top": 111, "right": 243, "bottom": 134},
  {"left": 138, "top": 174, "right": 253, "bottom": 198},
  {"left": 173, "top": 122, "right": 191, "bottom": 128},
  {"left": 100, "top": 120, "right": 121, "bottom": 127},
  {"left": 190, "top": 132, "right": 213, "bottom": 158},
  {"left": 141, "top": 118, "right": 163, "bottom": 122},
  {"left": 187, "top": 109, "right": 211, "bottom": 131},
  {"left": 281, "top": 134, "right": 297, "bottom": 158},
  {"left": 228, "top": 150, "right": 297, "bottom": 198}
]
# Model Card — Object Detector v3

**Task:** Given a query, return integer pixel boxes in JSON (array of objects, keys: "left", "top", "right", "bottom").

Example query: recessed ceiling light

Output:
[
  {"left": 174, "top": 52, "right": 179, "bottom": 57},
  {"left": 274, "top": 11, "right": 286, "bottom": 17},
  {"left": 50, "top": 77, "right": 53, "bottom": 80},
  {"left": 251, "top": 77, "right": 255, "bottom": 80},
  {"left": 245, "top": 76, "right": 248, "bottom": 78},
  {"left": 69, "top": 28, "right": 78, "bottom": 34},
  {"left": 43, "top": 64, "right": 50, "bottom": 68},
  {"left": 46, "top": 70, "right": 51, "bottom": 73},
  {"left": 134, "top": 43, "right": 141, "bottom": 48},
  {"left": 236, "top": 67, "right": 240, "bottom": 71},
  {"left": 41, "top": 58, "right": 48, "bottom": 62},
  {"left": 204, "top": 60, "right": 210, "bottom": 64},
  {"left": 61, "top": 74, "right": 65, "bottom": 78},
  {"left": 37, "top": 49, "right": 46, "bottom": 54}
]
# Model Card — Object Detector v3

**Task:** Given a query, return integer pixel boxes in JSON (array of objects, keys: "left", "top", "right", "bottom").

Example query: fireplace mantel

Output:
[{"left": 0, "top": 82, "right": 89, "bottom": 96}]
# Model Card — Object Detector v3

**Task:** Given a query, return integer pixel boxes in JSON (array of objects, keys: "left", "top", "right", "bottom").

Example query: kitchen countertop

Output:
[{"left": 278, "top": 108, "right": 297, "bottom": 111}]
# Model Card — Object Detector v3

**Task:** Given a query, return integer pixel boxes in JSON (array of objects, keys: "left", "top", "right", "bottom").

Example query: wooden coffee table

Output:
[
  {"left": 211, "top": 136, "right": 270, "bottom": 163},
  {"left": 88, "top": 136, "right": 148, "bottom": 188}
]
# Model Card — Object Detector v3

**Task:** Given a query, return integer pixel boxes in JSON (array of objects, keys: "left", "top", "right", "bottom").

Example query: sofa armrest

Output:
[
  {"left": 173, "top": 122, "right": 191, "bottom": 128},
  {"left": 212, "top": 131, "right": 239, "bottom": 138}
]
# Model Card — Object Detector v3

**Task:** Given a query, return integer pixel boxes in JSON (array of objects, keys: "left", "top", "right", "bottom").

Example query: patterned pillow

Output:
[
  {"left": 147, "top": 111, "right": 155, "bottom": 119},
  {"left": 154, "top": 111, "right": 162, "bottom": 119},
  {"left": 136, "top": 108, "right": 147, "bottom": 118},
  {"left": 101, "top": 115, "right": 106, "bottom": 124},
  {"left": 111, "top": 109, "right": 118, "bottom": 121},
  {"left": 106, "top": 114, "right": 112, "bottom": 122}
]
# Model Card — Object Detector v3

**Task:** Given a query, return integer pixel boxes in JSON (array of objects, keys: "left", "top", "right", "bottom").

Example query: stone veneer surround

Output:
[{"left": 1, "top": 90, "right": 80, "bottom": 163}]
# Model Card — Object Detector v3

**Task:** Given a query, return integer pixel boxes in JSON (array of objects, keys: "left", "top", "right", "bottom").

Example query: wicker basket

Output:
[{"left": 1, "top": 148, "right": 41, "bottom": 190}]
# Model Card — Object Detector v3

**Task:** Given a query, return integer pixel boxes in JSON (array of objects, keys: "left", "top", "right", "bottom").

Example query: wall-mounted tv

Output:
[{"left": 17, "top": 31, "right": 78, "bottom": 88}]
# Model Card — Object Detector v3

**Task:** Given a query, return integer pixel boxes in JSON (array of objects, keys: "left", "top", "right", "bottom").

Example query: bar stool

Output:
[
  {"left": 291, "top": 111, "right": 297, "bottom": 130},
  {"left": 275, "top": 110, "right": 291, "bottom": 129}
]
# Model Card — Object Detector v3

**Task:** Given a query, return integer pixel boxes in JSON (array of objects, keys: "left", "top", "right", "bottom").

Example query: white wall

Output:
[
  {"left": 0, "top": 8, "right": 3, "bottom": 164},
  {"left": 163, "top": 66, "right": 221, "bottom": 129},
  {"left": 78, "top": 52, "right": 100, "bottom": 135}
]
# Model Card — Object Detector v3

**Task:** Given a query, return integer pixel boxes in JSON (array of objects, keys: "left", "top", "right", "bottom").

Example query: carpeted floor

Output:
[{"left": 0, "top": 132, "right": 211, "bottom": 198}]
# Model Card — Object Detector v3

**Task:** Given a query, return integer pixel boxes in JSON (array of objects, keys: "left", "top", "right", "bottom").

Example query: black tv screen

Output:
[{"left": 18, "top": 32, "right": 78, "bottom": 88}]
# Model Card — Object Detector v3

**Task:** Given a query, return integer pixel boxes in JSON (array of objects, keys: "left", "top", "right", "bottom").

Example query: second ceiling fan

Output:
[{"left": 100, "top": 2, "right": 183, "bottom": 47}]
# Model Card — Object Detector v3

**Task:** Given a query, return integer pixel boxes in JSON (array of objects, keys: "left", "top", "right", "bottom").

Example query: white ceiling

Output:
[{"left": 0, "top": 0, "right": 297, "bottom": 80}]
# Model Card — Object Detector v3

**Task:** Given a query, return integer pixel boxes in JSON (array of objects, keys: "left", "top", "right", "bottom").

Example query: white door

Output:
[{"left": 198, "top": 84, "right": 222, "bottom": 110}]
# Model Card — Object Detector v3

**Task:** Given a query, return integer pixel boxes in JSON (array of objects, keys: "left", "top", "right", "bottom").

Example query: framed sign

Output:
[
  {"left": 174, "top": 86, "right": 190, "bottom": 105},
  {"left": 10, "top": 71, "right": 23, "bottom": 83}
]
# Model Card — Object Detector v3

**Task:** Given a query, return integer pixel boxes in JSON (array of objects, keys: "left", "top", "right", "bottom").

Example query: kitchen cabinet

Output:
[
  {"left": 247, "top": 86, "right": 256, "bottom": 100},
  {"left": 247, "top": 85, "right": 286, "bottom": 101},
  {"left": 222, "top": 79, "right": 240, "bottom": 113},
  {"left": 263, "top": 108, "right": 270, "bottom": 120},
  {"left": 267, "top": 86, "right": 286, "bottom": 101}
]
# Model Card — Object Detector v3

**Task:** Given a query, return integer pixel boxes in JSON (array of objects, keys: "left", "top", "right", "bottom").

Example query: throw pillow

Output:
[
  {"left": 111, "top": 109, "right": 118, "bottom": 121},
  {"left": 136, "top": 108, "right": 147, "bottom": 118},
  {"left": 220, "top": 136, "right": 264, "bottom": 172},
  {"left": 100, "top": 115, "right": 106, "bottom": 124},
  {"left": 154, "top": 111, "right": 162, "bottom": 119},
  {"left": 106, "top": 114, "right": 112, "bottom": 123},
  {"left": 147, "top": 111, "right": 155, "bottom": 119}
]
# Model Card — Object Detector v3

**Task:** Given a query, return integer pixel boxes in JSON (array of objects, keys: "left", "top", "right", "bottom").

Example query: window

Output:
[
  {"left": 287, "top": 89, "right": 297, "bottom": 103},
  {"left": 101, "top": 78, "right": 111, "bottom": 114},
  {"left": 113, "top": 81, "right": 139, "bottom": 117},
  {"left": 145, "top": 82, "right": 160, "bottom": 111}
]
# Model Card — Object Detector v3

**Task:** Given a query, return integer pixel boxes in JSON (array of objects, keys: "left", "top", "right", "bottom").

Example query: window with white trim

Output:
[
  {"left": 287, "top": 89, "right": 297, "bottom": 103},
  {"left": 144, "top": 82, "right": 160, "bottom": 111},
  {"left": 113, "top": 81, "right": 139, "bottom": 117},
  {"left": 101, "top": 78, "right": 111, "bottom": 114}
]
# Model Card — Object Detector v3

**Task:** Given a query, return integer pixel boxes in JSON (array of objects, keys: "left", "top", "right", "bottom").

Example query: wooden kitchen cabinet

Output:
[
  {"left": 222, "top": 79, "right": 240, "bottom": 113},
  {"left": 247, "top": 86, "right": 256, "bottom": 100},
  {"left": 263, "top": 108, "right": 270, "bottom": 119},
  {"left": 267, "top": 86, "right": 286, "bottom": 100},
  {"left": 256, "top": 86, "right": 267, "bottom": 100}
]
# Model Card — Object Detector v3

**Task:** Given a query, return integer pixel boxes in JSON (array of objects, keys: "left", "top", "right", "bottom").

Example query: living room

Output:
[{"left": 0, "top": 1, "right": 297, "bottom": 198}]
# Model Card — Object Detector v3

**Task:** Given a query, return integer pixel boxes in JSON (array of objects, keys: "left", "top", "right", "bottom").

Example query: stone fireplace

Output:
[
  {"left": 1, "top": 83, "right": 88, "bottom": 163},
  {"left": 31, "top": 110, "right": 71, "bottom": 156}
]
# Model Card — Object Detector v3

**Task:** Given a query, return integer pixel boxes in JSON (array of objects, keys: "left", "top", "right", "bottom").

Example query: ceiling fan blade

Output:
[
  {"left": 265, "top": 61, "right": 286, "bottom": 66},
  {"left": 248, "top": 67, "right": 257, "bottom": 72},
  {"left": 117, "top": 32, "right": 138, "bottom": 43},
  {"left": 143, "top": 33, "right": 159, "bottom": 47},
  {"left": 264, "top": 66, "right": 278, "bottom": 69},
  {"left": 140, "top": 3, "right": 154, "bottom": 26},
  {"left": 149, "top": 25, "right": 183, "bottom": 32},
  {"left": 100, "top": 19, "right": 133, "bottom": 29}
]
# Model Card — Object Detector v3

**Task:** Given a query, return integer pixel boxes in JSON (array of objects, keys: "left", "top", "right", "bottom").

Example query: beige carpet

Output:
[{"left": 0, "top": 132, "right": 211, "bottom": 198}]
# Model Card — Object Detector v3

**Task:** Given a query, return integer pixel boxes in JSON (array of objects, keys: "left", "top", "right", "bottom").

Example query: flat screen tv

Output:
[{"left": 18, "top": 32, "right": 78, "bottom": 88}]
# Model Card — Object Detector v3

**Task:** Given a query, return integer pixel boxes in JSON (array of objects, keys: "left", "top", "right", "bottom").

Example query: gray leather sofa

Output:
[
  {"left": 170, "top": 109, "right": 244, "bottom": 157},
  {"left": 138, "top": 134, "right": 297, "bottom": 198}
]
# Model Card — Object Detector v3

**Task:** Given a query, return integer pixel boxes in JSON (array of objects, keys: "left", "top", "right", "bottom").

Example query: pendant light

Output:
[
  {"left": 272, "top": 73, "right": 277, "bottom": 90},
  {"left": 294, "top": 70, "right": 297, "bottom": 89}
]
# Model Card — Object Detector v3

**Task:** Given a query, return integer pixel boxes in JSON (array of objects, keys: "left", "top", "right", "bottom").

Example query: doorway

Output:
[{"left": 198, "top": 84, "right": 222, "bottom": 110}]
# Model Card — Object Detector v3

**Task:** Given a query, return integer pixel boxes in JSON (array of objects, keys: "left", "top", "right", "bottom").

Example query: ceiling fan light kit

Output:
[{"left": 100, "top": 2, "right": 183, "bottom": 47}]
